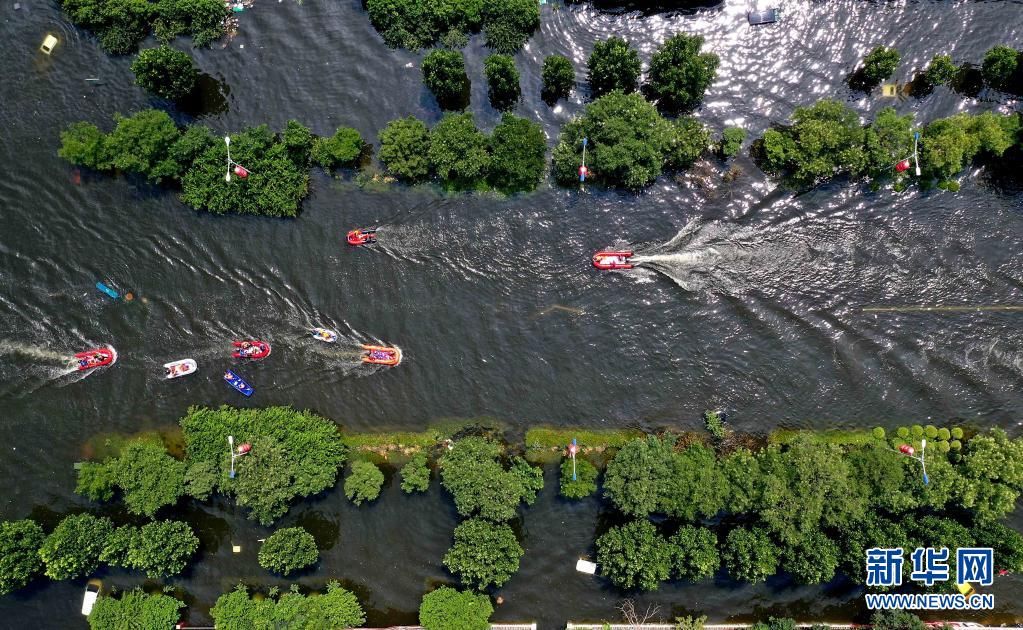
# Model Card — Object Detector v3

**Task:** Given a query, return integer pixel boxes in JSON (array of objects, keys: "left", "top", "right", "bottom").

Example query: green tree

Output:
[
  {"left": 588, "top": 37, "right": 641, "bottom": 98},
  {"left": 153, "top": 0, "right": 228, "bottom": 46},
  {"left": 751, "top": 619, "right": 797, "bottom": 630},
  {"left": 857, "top": 46, "right": 901, "bottom": 89},
  {"left": 780, "top": 530, "right": 839, "bottom": 584},
  {"left": 443, "top": 518, "right": 523, "bottom": 590},
  {"left": 560, "top": 456, "right": 598, "bottom": 499},
  {"left": 113, "top": 439, "right": 187, "bottom": 517},
  {"left": 722, "top": 526, "right": 779, "bottom": 584},
  {"left": 180, "top": 406, "right": 347, "bottom": 524},
  {"left": 0, "top": 520, "right": 45, "bottom": 595},
  {"left": 721, "top": 448, "right": 763, "bottom": 514},
  {"left": 668, "top": 525, "right": 719, "bottom": 582},
  {"left": 718, "top": 127, "right": 746, "bottom": 159},
  {"left": 59, "top": 122, "right": 113, "bottom": 171},
  {"left": 131, "top": 45, "right": 198, "bottom": 100},
  {"left": 39, "top": 513, "right": 114, "bottom": 580},
  {"left": 401, "top": 451, "right": 431, "bottom": 493},
  {"left": 837, "top": 514, "right": 910, "bottom": 584},
  {"left": 311, "top": 127, "right": 364, "bottom": 170},
  {"left": 758, "top": 99, "right": 868, "bottom": 188},
  {"left": 920, "top": 112, "right": 1020, "bottom": 186},
  {"left": 862, "top": 107, "right": 914, "bottom": 181},
  {"left": 596, "top": 519, "right": 673, "bottom": 591},
  {"left": 481, "top": 0, "right": 538, "bottom": 54},
  {"left": 99, "top": 525, "right": 136, "bottom": 567},
  {"left": 303, "top": 581, "right": 367, "bottom": 628},
  {"left": 643, "top": 33, "right": 719, "bottom": 114},
  {"left": 665, "top": 117, "right": 710, "bottom": 170},
  {"left": 210, "top": 584, "right": 276, "bottom": 628},
  {"left": 75, "top": 461, "right": 117, "bottom": 502},
  {"left": 259, "top": 527, "right": 319, "bottom": 575},
  {"left": 366, "top": 0, "right": 441, "bottom": 50},
  {"left": 925, "top": 54, "right": 959, "bottom": 87},
  {"left": 428, "top": 113, "right": 491, "bottom": 191},
  {"left": 487, "top": 114, "right": 546, "bottom": 194},
  {"left": 602, "top": 435, "right": 675, "bottom": 517},
  {"left": 484, "top": 54, "right": 521, "bottom": 111},
  {"left": 982, "top": 45, "right": 1020, "bottom": 91},
  {"left": 422, "top": 49, "right": 470, "bottom": 110},
  {"left": 379, "top": 116, "right": 432, "bottom": 182},
  {"left": 870, "top": 609, "right": 925, "bottom": 630},
  {"left": 419, "top": 587, "right": 494, "bottom": 630},
  {"left": 552, "top": 91, "right": 673, "bottom": 189},
  {"left": 972, "top": 521, "right": 1023, "bottom": 573},
  {"left": 541, "top": 55, "right": 575, "bottom": 104},
  {"left": 88, "top": 589, "right": 184, "bottom": 630},
  {"left": 439, "top": 437, "right": 535, "bottom": 521},
  {"left": 282, "top": 119, "right": 314, "bottom": 165},
  {"left": 106, "top": 109, "right": 185, "bottom": 183},
  {"left": 126, "top": 520, "right": 199, "bottom": 578},
  {"left": 345, "top": 460, "right": 385, "bottom": 505}
]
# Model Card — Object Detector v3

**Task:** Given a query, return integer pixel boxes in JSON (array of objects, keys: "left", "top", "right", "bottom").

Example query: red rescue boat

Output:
[
  {"left": 232, "top": 340, "right": 271, "bottom": 360},
  {"left": 75, "top": 347, "right": 116, "bottom": 370},
  {"left": 361, "top": 344, "right": 401, "bottom": 366},
  {"left": 592, "top": 250, "right": 634, "bottom": 270},
  {"left": 347, "top": 228, "right": 377, "bottom": 246}
]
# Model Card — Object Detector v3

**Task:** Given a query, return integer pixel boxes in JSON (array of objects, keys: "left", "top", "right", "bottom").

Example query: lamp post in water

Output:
[
  {"left": 224, "top": 136, "right": 232, "bottom": 182},
  {"left": 568, "top": 438, "right": 579, "bottom": 480},
  {"left": 228, "top": 435, "right": 236, "bottom": 478}
]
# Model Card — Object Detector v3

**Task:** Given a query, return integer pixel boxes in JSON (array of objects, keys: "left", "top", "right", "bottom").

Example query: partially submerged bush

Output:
[
  {"left": 312, "top": 127, "right": 364, "bottom": 170},
  {"left": 258, "top": 527, "right": 319, "bottom": 575},
  {"left": 422, "top": 49, "right": 470, "bottom": 110},
  {"left": 541, "top": 55, "right": 575, "bottom": 104},
  {"left": 131, "top": 45, "right": 198, "bottom": 100},
  {"left": 39, "top": 514, "right": 113, "bottom": 580},
  {"left": 644, "top": 33, "right": 719, "bottom": 114},
  {"left": 559, "top": 456, "right": 598, "bottom": 499},
  {"left": 443, "top": 518, "right": 523, "bottom": 590},
  {"left": 0, "top": 520, "right": 45, "bottom": 594},
  {"left": 439, "top": 437, "right": 542, "bottom": 521},
  {"left": 484, "top": 54, "right": 521, "bottom": 111},
  {"left": 419, "top": 586, "right": 493, "bottom": 630},
  {"left": 211, "top": 582, "right": 364, "bottom": 629},
  {"left": 345, "top": 460, "right": 385, "bottom": 505},
  {"left": 400, "top": 451, "right": 431, "bottom": 493},
  {"left": 588, "top": 37, "right": 641, "bottom": 98}
]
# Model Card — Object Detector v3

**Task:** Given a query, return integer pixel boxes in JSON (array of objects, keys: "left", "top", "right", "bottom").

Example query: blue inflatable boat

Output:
[{"left": 224, "top": 369, "right": 253, "bottom": 396}]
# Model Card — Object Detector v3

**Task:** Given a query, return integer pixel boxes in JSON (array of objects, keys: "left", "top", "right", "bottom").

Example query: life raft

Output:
[
  {"left": 164, "top": 359, "right": 197, "bottom": 379},
  {"left": 592, "top": 251, "right": 634, "bottom": 270},
  {"left": 361, "top": 344, "right": 401, "bottom": 366},
  {"left": 75, "top": 347, "right": 116, "bottom": 370},
  {"left": 347, "top": 228, "right": 377, "bottom": 246},
  {"left": 232, "top": 340, "right": 271, "bottom": 360}
]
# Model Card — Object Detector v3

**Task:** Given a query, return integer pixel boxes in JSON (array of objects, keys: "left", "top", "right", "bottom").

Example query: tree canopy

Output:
[
  {"left": 487, "top": 114, "right": 547, "bottom": 194},
  {"left": 484, "top": 54, "right": 521, "bottom": 112},
  {"left": 76, "top": 437, "right": 186, "bottom": 517},
  {"left": 131, "top": 45, "right": 198, "bottom": 100},
  {"left": 553, "top": 91, "right": 690, "bottom": 189},
  {"left": 981, "top": 45, "right": 1021, "bottom": 92},
  {"left": 439, "top": 437, "right": 542, "bottom": 521},
  {"left": 559, "top": 456, "right": 598, "bottom": 499},
  {"left": 644, "top": 33, "right": 719, "bottom": 114},
  {"left": 61, "top": 0, "right": 226, "bottom": 55},
  {"left": 379, "top": 116, "right": 432, "bottom": 182},
  {"left": 88, "top": 589, "right": 184, "bottom": 630},
  {"left": 259, "top": 527, "right": 319, "bottom": 575},
  {"left": 180, "top": 406, "right": 347, "bottom": 524},
  {"left": 419, "top": 586, "right": 494, "bottom": 630},
  {"left": 429, "top": 113, "right": 491, "bottom": 191},
  {"left": 443, "top": 518, "right": 523, "bottom": 590},
  {"left": 400, "top": 451, "right": 431, "bottom": 493},
  {"left": 588, "top": 37, "right": 641, "bottom": 98},
  {"left": 422, "top": 49, "right": 470, "bottom": 111},
  {"left": 39, "top": 514, "right": 113, "bottom": 580},
  {"left": 365, "top": 0, "right": 536, "bottom": 52},
  {"left": 0, "top": 519, "right": 45, "bottom": 595},
  {"left": 596, "top": 519, "right": 672, "bottom": 591},
  {"left": 541, "top": 55, "right": 575, "bottom": 104},
  {"left": 345, "top": 461, "right": 385, "bottom": 505},
  {"left": 311, "top": 127, "right": 364, "bottom": 171},
  {"left": 211, "top": 582, "right": 365, "bottom": 629}
]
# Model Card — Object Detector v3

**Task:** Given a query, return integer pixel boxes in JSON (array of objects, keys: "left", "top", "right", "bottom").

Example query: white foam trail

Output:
[{"left": 0, "top": 340, "right": 72, "bottom": 363}]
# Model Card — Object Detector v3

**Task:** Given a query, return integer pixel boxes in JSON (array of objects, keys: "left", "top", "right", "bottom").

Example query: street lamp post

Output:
[
  {"left": 224, "top": 136, "right": 232, "bottom": 182},
  {"left": 228, "top": 435, "right": 236, "bottom": 478}
]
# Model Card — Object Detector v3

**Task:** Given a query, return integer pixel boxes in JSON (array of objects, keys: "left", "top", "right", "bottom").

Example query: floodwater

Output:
[{"left": 1, "top": 0, "right": 1022, "bottom": 626}]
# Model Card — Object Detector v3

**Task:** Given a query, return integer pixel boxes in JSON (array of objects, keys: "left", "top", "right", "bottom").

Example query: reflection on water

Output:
[{"left": 1, "top": 0, "right": 1022, "bottom": 624}]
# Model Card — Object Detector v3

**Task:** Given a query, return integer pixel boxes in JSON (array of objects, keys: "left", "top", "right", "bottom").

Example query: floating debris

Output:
[
  {"left": 747, "top": 8, "right": 779, "bottom": 25},
  {"left": 40, "top": 34, "right": 58, "bottom": 55}
]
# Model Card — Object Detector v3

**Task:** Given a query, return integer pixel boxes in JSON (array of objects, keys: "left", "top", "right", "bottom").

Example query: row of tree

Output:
[
  {"left": 366, "top": 0, "right": 539, "bottom": 52},
  {"left": 60, "top": 0, "right": 227, "bottom": 55},
  {"left": 756, "top": 101, "right": 1020, "bottom": 191},
  {"left": 0, "top": 515, "right": 198, "bottom": 596},
  {"left": 856, "top": 43, "right": 1023, "bottom": 96},
  {"left": 590, "top": 429, "right": 1023, "bottom": 591}
]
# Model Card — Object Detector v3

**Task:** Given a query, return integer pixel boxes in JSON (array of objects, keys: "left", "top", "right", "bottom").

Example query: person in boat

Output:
[
  {"left": 166, "top": 366, "right": 175, "bottom": 377},
  {"left": 245, "top": 344, "right": 261, "bottom": 356},
  {"left": 240, "top": 341, "right": 251, "bottom": 349},
  {"left": 369, "top": 350, "right": 389, "bottom": 360},
  {"left": 224, "top": 371, "right": 235, "bottom": 381}
]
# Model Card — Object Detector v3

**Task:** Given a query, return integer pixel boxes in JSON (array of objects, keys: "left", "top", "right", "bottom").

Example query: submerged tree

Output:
[
  {"left": 422, "top": 49, "right": 470, "bottom": 110},
  {"left": 131, "top": 45, "right": 198, "bottom": 100},
  {"left": 541, "top": 54, "right": 575, "bottom": 104},
  {"left": 378, "top": 116, "right": 432, "bottom": 182},
  {"left": 982, "top": 45, "right": 1021, "bottom": 92},
  {"left": 487, "top": 114, "right": 546, "bottom": 194},
  {"left": 596, "top": 519, "right": 673, "bottom": 591},
  {"left": 428, "top": 113, "right": 491, "bottom": 191},
  {"left": 484, "top": 54, "right": 521, "bottom": 112},
  {"left": 443, "top": 518, "right": 523, "bottom": 590},
  {"left": 311, "top": 127, "right": 364, "bottom": 171},
  {"left": 345, "top": 461, "right": 385, "bottom": 505},
  {"left": 853, "top": 46, "right": 901, "bottom": 90},
  {"left": 587, "top": 37, "right": 641, "bottom": 98},
  {"left": 439, "top": 437, "right": 542, "bottom": 521},
  {"left": 0, "top": 520, "right": 45, "bottom": 595},
  {"left": 88, "top": 589, "right": 185, "bottom": 630},
  {"left": 644, "top": 33, "right": 719, "bottom": 114},
  {"left": 39, "top": 514, "right": 114, "bottom": 581},
  {"left": 258, "top": 527, "right": 319, "bottom": 575},
  {"left": 419, "top": 586, "right": 493, "bottom": 630},
  {"left": 400, "top": 451, "right": 431, "bottom": 493}
]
